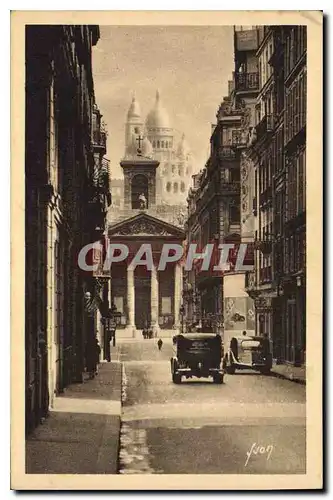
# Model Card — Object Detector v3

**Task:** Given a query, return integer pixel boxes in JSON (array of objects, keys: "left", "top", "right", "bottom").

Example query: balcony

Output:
[
  {"left": 92, "top": 130, "right": 107, "bottom": 149},
  {"left": 234, "top": 72, "right": 259, "bottom": 92},
  {"left": 221, "top": 181, "right": 240, "bottom": 196},
  {"left": 218, "top": 146, "right": 237, "bottom": 160},
  {"left": 255, "top": 114, "right": 275, "bottom": 142},
  {"left": 232, "top": 130, "right": 247, "bottom": 147}
]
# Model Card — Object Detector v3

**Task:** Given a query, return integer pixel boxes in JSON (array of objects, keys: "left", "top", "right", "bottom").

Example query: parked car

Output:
[
  {"left": 170, "top": 333, "right": 225, "bottom": 384},
  {"left": 224, "top": 335, "right": 272, "bottom": 375}
]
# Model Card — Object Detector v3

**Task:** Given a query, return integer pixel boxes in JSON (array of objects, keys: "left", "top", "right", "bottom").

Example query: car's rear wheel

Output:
[{"left": 172, "top": 373, "right": 181, "bottom": 384}]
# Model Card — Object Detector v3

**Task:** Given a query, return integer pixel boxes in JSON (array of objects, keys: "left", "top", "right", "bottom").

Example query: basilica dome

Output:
[{"left": 145, "top": 90, "right": 171, "bottom": 129}]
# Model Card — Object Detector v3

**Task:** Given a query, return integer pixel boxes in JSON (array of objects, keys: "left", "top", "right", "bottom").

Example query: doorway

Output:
[{"left": 134, "top": 270, "right": 151, "bottom": 329}]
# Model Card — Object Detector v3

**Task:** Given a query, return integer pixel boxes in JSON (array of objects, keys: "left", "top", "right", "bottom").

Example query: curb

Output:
[{"left": 270, "top": 370, "right": 306, "bottom": 385}]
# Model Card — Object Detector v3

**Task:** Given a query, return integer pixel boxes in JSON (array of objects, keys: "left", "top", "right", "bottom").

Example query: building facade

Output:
[
  {"left": 25, "top": 25, "right": 111, "bottom": 434},
  {"left": 244, "top": 25, "right": 306, "bottom": 366},
  {"left": 184, "top": 97, "right": 254, "bottom": 336},
  {"left": 184, "top": 27, "right": 257, "bottom": 338},
  {"left": 184, "top": 25, "right": 306, "bottom": 368}
]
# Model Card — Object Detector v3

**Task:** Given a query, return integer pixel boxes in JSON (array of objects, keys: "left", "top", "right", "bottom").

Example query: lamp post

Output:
[
  {"left": 102, "top": 301, "right": 122, "bottom": 361},
  {"left": 179, "top": 304, "right": 185, "bottom": 333},
  {"left": 108, "top": 301, "right": 122, "bottom": 347}
]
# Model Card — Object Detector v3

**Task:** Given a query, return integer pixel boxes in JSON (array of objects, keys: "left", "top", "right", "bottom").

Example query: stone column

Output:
[
  {"left": 150, "top": 265, "right": 159, "bottom": 337},
  {"left": 127, "top": 265, "right": 136, "bottom": 337},
  {"left": 174, "top": 263, "right": 182, "bottom": 331}
]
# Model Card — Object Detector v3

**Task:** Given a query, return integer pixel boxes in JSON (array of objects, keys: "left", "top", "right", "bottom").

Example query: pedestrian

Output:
[
  {"left": 94, "top": 338, "right": 101, "bottom": 375},
  {"left": 157, "top": 338, "right": 163, "bottom": 351},
  {"left": 262, "top": 333, "right": 270, "bottom": 357},
  {"left": 85, "top": 338, "right": 96, "bottom": 379}
]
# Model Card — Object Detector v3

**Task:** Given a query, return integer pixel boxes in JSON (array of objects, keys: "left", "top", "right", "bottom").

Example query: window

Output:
[
  {"left": 230, "top": 169, "right": 240, "bottom": 182},
  {"left": 48, "top": 74, "right": 58, "bottom": 192},
  {"left": 286, "top": 160, "right": 297, "bottom": 221},
  {"left": 284, "top": 238, "right": 289, "bottom": 274},
  {"left": 134, "top": 127, "right": 140, "bottom": 134},
  {"left": 157, "top": 140, "right": 160, "bottom": 148},
  {"left": 297, "top": 149, "right": 306, "bottom": 215},
  {"left": 152, "top": 141, "right": 156, "bottom": 148},
  {"left": 174, "top": 182, "right": 178, "bottom": 193},
  {"left": 166, "top": 182, "right": 171, "bottom": 192},
  {"left": 180, "top": 182, "right": 185, "bottom": 193},
  {"left": 229, "top": 205, "right": 240, "bottom": 223}
]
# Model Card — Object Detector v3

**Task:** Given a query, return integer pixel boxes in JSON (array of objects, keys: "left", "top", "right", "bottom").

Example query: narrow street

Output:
[{"left": 116, "top": 339, "right": 306, "bottom": 475}]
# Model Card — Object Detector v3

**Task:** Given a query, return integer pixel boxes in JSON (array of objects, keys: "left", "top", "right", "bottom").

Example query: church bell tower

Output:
[{"left": 120, "top": 134, "right": 160, "bottom": 211}]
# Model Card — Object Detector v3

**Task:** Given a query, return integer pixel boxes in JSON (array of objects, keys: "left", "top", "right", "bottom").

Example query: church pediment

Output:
[{"left": 108, "top": 213, "right": 185, "bottom": 238}]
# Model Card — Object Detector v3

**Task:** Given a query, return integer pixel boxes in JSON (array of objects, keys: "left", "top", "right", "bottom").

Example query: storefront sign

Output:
[{"left": 236, "top": 30, "right": 258, "bottom": 51}]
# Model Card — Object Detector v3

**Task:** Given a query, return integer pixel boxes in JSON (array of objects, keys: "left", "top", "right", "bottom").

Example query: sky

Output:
[{"left": 92, "top": 25, "right": 235, "bottom": 179}]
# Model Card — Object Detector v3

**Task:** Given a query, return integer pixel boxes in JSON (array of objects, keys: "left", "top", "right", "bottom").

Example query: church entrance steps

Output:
[{"left": 116, "top": 328, "right": 177, "bottom": 340}]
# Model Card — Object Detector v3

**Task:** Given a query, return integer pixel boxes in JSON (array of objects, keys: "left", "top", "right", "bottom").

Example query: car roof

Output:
[
  {"left": 232, "top": 336, "right": 264, "bottom": 342},
  {"left": 175, "top": 333, "right": 221, "bottom": 340}
]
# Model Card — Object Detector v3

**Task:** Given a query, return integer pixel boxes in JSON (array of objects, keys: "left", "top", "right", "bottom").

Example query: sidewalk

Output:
[
  {"left": 271, "top": 362, "right": 306, "bottom": 385},
  {"left": 25, "top": 362, "right": 123, "bottom": 474}
]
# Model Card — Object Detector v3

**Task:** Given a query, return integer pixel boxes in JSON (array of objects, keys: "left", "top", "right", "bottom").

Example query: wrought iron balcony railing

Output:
[
  {"left": 232, "top": 130, "right": 248, "bottom": 147},
  {"left": 234, "top": 72, "right": 259, "bottom": 92},
  {"left": 218, "top": 146, "right": 237, "bottom": 159},
  {"left": 220, "top": 180, "right": 240, "bottom": 195}
]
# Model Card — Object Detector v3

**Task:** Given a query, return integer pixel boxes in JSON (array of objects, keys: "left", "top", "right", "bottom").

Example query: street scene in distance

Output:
[{"left": 24, "top": 22, "right": 307, "bottom": 478}]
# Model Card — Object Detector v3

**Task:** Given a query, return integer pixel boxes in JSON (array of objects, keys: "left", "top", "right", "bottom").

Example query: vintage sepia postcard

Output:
[{"left": 11, "top": 10, "right": 323, "bottom": 490}]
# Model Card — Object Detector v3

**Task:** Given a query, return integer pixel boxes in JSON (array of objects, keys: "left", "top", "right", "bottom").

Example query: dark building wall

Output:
[{"left": 25, "top": 25, "right": 109, "bottom": 434}]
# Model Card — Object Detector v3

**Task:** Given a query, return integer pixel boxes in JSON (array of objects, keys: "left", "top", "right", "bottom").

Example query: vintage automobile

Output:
[
  {"left": 224, "top": 335, "right": 272, "bottom": 375},
  {"left": 170, "top": 333, "right": 225, "bottom": 384}
]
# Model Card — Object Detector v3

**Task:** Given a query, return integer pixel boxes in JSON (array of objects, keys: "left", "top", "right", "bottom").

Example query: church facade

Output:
[
  {"left": 105, "top": 152, "right": 185, "bottom": 337},
  {"left": 101, "top": 95, "right": 191, "bottom": 338}
]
